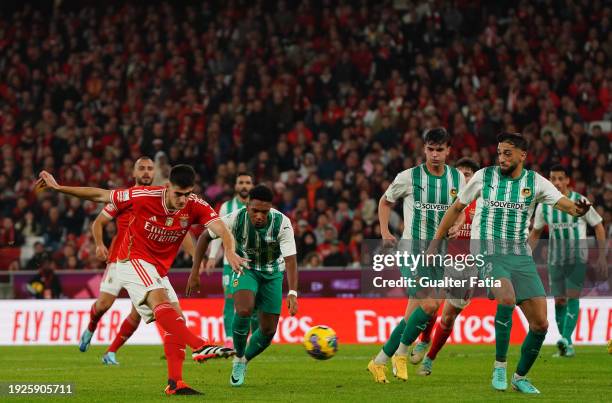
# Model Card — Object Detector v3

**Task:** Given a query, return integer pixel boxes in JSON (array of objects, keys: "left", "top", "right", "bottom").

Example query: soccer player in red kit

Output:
[
  {"left": 82, "top": 156, "right": 196, "bottom": 365},
  {"left": 37, "top": 165, "right": 247, "bottom": 395},
  {"left": 411, "top": 158, "right": 481, "bottom": 376}
]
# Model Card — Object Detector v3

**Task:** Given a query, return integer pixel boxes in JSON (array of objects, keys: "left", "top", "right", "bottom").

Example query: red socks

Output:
[
  {"left": 420, "top": 313, "right": 437, "bottom": 343},
  {"left": 107, "top": 315, "right": 140, "bottom": 353},
  {"left": 427, "top": 322, "right": 453, "bottom": 360},
  {"left": 87, "top": 302, "right": 106, "bottom": 332},
  {"left": 163, "top": 332, "right": 186, "bottom": 383},
  {"left": 154, "top": 303, "right": 205, "bottom": 383},
  {"left": 153, "top": 302, "right": 205, "bottom": 350}
]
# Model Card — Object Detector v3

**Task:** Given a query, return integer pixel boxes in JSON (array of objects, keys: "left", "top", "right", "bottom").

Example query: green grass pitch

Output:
[{"left": 0, "top": 345, "right": 610, "bottom": 402}]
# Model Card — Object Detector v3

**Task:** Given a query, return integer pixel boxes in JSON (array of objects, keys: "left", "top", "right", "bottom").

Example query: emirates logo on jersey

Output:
[{"left": 521, "top": 188, "right": 532, "bottom": 197}]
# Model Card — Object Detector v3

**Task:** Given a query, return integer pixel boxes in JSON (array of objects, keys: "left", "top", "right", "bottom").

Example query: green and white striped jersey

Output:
[
  {"left": 534, "top": 191, "right": 602, "bottom": 264},
  {"left": 384, "top": 164, "right": 465, "bottom": 240},
  {"left": 458, "top": 166, "right": 564, "bottom": 254},
  {"left": 210, "top": 207, "right": 296, "bottom": 273},
  {"left": 208, "top": 197, "right": 247, "bottom": 263}
]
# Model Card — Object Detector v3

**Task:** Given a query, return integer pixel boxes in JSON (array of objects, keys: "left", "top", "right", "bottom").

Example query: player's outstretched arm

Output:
[
  {"left": 528, "top": 227, "right": 544, "bottom": 252},
  {"left": 207, "top": 219, "right": 249, "bottom": 274},
  {"left": 593, "top": 223, "right": 608, "bottom": 277},
  {"left": 285, "top": 254, "right": 298, "bottom": 316},
  {"left": 37, "top": 170, "right": 111, "bottom": 203},
  {"left": 91, "top": 212, "right": 112, "bottom": 261},
  {"left": 181, "top": 232, "right": 195, "bottom": 257},
  {"left": 378, "top": 196, "right": 396, "bottom": 244},
  {"left": 434, "top": 199, "right": 467, "bottom": 241},
  {"left": 554, "top": 197, "right": 590, "bottom": 217},
  {"left": 186, "top": 231, "right": 212, "bottom": 296},
  {"left": 205, "top": 238, "right": 223, "bottom": 272}
]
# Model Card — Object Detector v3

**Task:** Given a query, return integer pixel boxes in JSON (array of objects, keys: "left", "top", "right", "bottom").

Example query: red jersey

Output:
[
  {"left": 101, "top": 202, "right": 132, "bottom": 264},
  {"left": 457, "top": 199, "right": 477, "bottom": 239},
  {"left": 110, "top": 186, "right": 219, "bottom": 276}
]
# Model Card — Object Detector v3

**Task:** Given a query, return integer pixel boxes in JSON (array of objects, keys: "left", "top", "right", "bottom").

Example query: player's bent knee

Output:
[
  {"left": 235, "top": 308, "right": 254, "bottom": 318},
  {"left": 421, "top": 300, "right": 439, "bottom": 315},
  {"left": 530, "top": 319, "right": 548, "bottom": 333},
  {"left": 497, "top": 296, "right": 516, "bottom": 306},
  {"left": 96, "top": 297, "right": 115, "bottom": 312},
  {"left": 441, "top": 313, "right": 456, "bottom": 328}
]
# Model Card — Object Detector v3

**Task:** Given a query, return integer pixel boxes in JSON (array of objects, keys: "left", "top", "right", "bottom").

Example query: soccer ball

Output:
[{"left": 303, "top": 325, "right": 338, "bottom": 360}]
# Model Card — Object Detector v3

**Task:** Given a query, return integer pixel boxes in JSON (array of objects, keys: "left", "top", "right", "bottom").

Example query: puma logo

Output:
[
  {"left": 496, "top": 320, "right": 510, "bottom": 327},
  {"left": 566, "top": 313, "right": 576, "bottom": 319},
  {"left": 416, "top": 324, "right": 427, "bottom": 331}
]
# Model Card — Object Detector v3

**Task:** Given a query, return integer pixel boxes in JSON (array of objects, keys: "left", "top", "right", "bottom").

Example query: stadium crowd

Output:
[{"left": 0, "top": 0, "right": 610, "bottom": 272}]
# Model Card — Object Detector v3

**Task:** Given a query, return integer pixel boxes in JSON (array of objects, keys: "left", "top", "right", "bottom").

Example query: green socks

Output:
[
  {"left": 245, "top": 329, "right": 274, "bottom": 361},
  {"left": 495, "top": 304, "right": 515, "bottom": 362},
  {"left": 223, "top": 296, "right": 235, "bottom": 338},
  {"left": 562, "top": 299, "right": 579, "bottom": 345},
  {"left": 516, "top": 330, "right": 547, "bottom": 376},
  {"left": 250, "top": 311, "right": 260, "bottom": 335},
  {"left": 232, "top": 315, "right": 250, "bottom": 357},
  {"left": 400, "top": 307, "right": 432, "bottom": 346},
  {"left": 382, "top": 319, "right": 406, "bottom": 357},
  {"left": 555, "top": 303, "right": 567, "bottom": 336}
]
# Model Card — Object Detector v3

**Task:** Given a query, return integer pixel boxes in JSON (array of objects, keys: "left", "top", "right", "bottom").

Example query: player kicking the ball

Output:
[
  {"left": 189, "top": 185, "right": 299, "bottom": 387},
  {"left": 433, "top": 133, "right": 591, "bottom": 394},
  {"left": 37, "top": 165, "right": 244, "bottom": 395},
  {"left": 368, "top": 128, "right": 465, "bottom": 383},
  {"left": 415, "top": 157, "right": 480, "bottom": 376},
  {"left": 82, "top": 156, "right": 198, "bottom": 365},
  {"left": 529, "top": 164, "right": 607, "bottom": 358}
]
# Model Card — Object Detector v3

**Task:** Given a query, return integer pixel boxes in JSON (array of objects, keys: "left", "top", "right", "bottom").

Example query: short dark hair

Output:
[
  {"left": 455, "top": 157, "right": 480, "bottom": 173},
  {"left": 549, "top": 164, "right": 569, "bottom": 176},
  {"left": 497, "top": 132, "right": 528, "bottom": 151},
  {"left": 249, "top": 185, "right": 274, "bottom": 202},
  {"left": 424, "top": 127, "right": 451, "bottom": 146},
  {"left": 169, "top": 164, "right": 196, "bottom": 188},
  {"left": 235, "top": 172, "right": 253, "bottom": 183}
]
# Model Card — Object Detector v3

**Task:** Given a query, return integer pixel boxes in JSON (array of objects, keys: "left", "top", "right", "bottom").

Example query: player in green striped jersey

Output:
[
  {"left": 529, "top": 165, "right": 606, "bottom": 358},
  {"left": 189, "top": 185, "right": 298, "bottom": 387},
  {"left": 433, "top": 133, "right": 591, "bottom": 394},
  {"left": 206, "top": 172, "right": 254, "bottom": 348},
  {"left": 368, "top": 128, "right": 466, "bottom": 383}
]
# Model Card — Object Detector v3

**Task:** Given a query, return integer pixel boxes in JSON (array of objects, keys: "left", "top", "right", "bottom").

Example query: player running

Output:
[
  {"left": 415, "top": 157, "right": 480, "bottom": 376},
  {"left": 37, "top": 165, "right": 245, "bottom": 395},
  {"left": 368, "top": 128, "right": 465, "bottom": 383},
  {"left": 432, "top": 133, "right": 591, "bottom": 394},
  {"left": 188, "top": 185, "right": 299, "bottom": 387},
  {"left": 529, "top": 164, "right": 607, "bottom": 358},
  {"left": 205, "top": 172, "right": 255, "bottom": 348}
]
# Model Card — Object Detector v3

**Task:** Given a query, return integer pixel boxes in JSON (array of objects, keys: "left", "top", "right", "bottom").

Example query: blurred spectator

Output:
[
  {"left": 0, "top": 0, "right": 609, "bottom": 269},
  {"left": 26, "top": 242, "right": 51, "bottom": 271},
  {"left": 27, "top": 266, "right": 63, "bottom": 299}
]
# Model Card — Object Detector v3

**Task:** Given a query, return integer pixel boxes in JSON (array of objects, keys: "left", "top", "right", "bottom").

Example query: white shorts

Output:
[
  {"left": 99, "top": 262, "right": 122, "bottom": 296},
  {"left": 116, "top": 259, "right": 179, "bottom": 323}
]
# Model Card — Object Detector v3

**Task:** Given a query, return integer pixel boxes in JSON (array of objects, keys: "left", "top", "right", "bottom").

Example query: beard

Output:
[
  {"left": 136, "top": 177, "right": 153, "bottom": 186},
  {"left": 238, "top": 189, "right": 249, "bottom": 198},
  {"left": 499, "top": 163, "right": 517, "bottom": 176}
]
